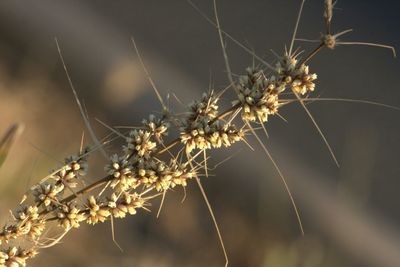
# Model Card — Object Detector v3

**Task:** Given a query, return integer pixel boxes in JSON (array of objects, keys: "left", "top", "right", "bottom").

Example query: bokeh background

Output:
[{"left": 1, "top": 0, "right": 400, "bottom": 266}]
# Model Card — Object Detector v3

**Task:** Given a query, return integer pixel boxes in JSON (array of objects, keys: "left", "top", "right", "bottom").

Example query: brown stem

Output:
[
  {"left": 300, "top": 43, "right": 325, "bottom": 65},
  {"left": 61, "top": 175, "right": 112, "bottom": 204},
  {"left": 210, "top": 103, "right": 240, "bottom": 124},
  {"left": 156, "top": 139, "right": 180, "bottom": 155}
]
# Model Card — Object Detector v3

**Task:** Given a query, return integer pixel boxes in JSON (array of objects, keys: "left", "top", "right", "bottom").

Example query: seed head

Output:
[
  {"left": 85, "top": 196, "right": 111, "bottom": 225},
  {"left": 105, "top": 154, "right": 137, "bottom": 193},
  {"left": 57, "top": 203, "right": 86, "bottom": 230},
  {"left": 0, "top": 247, "right": 38, "bottom": 267},
  {"left": 123, "top": 130, "right": 157, "bottom": 160}
]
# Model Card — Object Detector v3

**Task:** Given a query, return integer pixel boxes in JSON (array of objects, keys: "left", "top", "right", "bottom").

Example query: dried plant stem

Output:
[
  {"left": 0, "top": 1, "right": 396, "bottom": 267},
  {"left": 61, "top": 175, "right": 111, "bottom": 204},
  {"left": 300, "top": 43, "right": 324, "bottom": 65}
]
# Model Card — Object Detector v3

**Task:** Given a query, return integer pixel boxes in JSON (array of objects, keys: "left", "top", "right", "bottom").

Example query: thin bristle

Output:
[
  {"left": 213, "top": 0, "right": 235, "bottom": 90},
  {"left": 131, "top": 37, "right": 168, "bottom": 110},
  {"left": 245, "top": 121, "right": 305, "bottom": 236},
  {"left": 289, "top": 0, "right": 306, "bottom": 56},
  {"left": 293, "top": 91, "right": 340, "bottom": 167},
  {"left": 337, "top": 41, "right": 396, "bottom": 58},
  {"left": 55, "top": 38, "right": 108, "bottom": 159}
]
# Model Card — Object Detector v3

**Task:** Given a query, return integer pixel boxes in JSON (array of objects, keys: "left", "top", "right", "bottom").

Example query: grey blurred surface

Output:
[{"left": 0, "top": 1, "right": 400, "bottom": 266}]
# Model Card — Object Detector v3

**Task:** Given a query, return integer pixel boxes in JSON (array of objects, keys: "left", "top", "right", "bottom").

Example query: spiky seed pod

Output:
[
  {"left": 123, "top": 130, "right": 157, "bottom": 160},
  {"left": 134, "top": 159, "right": 158, "bottom": 187},
  {"left": 186, "top": 91, "right": 219, "bottom": 122},
  {"left": 275, "top": 55, "right": 298, "bottom": 76},
  {"left": 51, "top": 156, "right": 88, "bottom": 189},
  {"left": 180, "top": 90, "right": 244, "bottom": 152},
  {"left": 32, "top": 182, "right": 64, "bottom": 207},
  {"left": 322, "top": 34, "right": 336, "bottom": 49},
  {"left": 168, "top": 161, "right": 194, "bottom": 188},
  {"left": 64, "top": 148, "right": 89, "bottom": 178},
  {"left": 139, "top": 160, "right": 165, "bottom": 189},
  {"left": 15, "top": 206, "right": 39, "bottom": 223},
  {"left": 85, "top": 196, "right": 111, "bottom": 225},
  {"left": 275, "top": 54, "right": 318, "bottom": 95},
  {"left": 153, "top": 161, "right": 179, "bottom": 191},
  {"left": 180, "top": 118, "right": 213, "bottom": 151},
  {"left": 105, "top": 154, "right": 137, "bottom": 193},
  {"left": 9, "top": 206, "right": 42, "bottom": 240},
  {"left": 0, "top": 226, "right": 18, "bottom": 246},
  {"left": 0, "top": 247, "right": 38, "bottom": 267},
  {"left": 181, "top": 119, "right": 243, "bottom": 153},
  {"left": 233, "top": 67, "right": 282, "bottom": 122},
  {"left": 108, "top": 192, "right": 145, "bottom": 218},
  {"left": 11, "top": 206, "right": 45, "bottom": 242},
  {"left": 142, "top": 114, "right": 170, "bottom": 142},
  {"left": 52, "top": 166, "right": 78, "bottom": 188},
  {"left": 290, "top": 65, "right": 317, "bottom": 95},
  {"left": 107, "top": 193, "right": 128, "bottom": 218},
  {"left": 121, "top": 193, "right": 146, "bottom": 215},
  {"left": 25, "top": 220, "right": 45, "bottom": 241},
  {"left": 57, "top": 203, "right": 86, "bottom": 230},
  {"left": 153, "top": 162, "right": 171, "bottom": 191},
  {"left": 126, "top": 159, "right": 194, "bottom": 191},
  {"left": 209, "top": 124, "right": 245, "bottom": 149}
]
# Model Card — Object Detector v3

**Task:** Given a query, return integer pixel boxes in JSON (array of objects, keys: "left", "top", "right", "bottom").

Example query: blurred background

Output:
[{"left": 0, "top": 0, "right": 400, "bottom": 266}]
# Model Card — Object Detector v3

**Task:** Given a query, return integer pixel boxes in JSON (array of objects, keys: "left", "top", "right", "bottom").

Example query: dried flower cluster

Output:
[
  {"left": 233, "top": 53, "right": 317, "bottom": 123},
  {"left": 180, "top": 91, "right": 244, "bottom": 152},
  {"left": 0, "top": 52, "right": 317, "bottom": 267}
]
